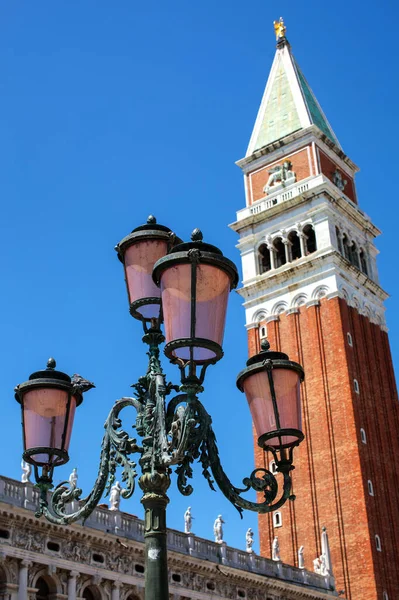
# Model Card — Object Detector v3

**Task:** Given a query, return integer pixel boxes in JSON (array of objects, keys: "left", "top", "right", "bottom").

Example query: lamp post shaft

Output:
[{"left": 140, "top": 471, "right": 171, "bottom": 600}]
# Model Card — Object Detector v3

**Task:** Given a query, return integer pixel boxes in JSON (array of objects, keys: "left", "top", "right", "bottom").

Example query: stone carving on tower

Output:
[
  {"left": 263, "top": 160, "right": 296, "bottom": 194},
  {"left": 332, "top": 169, "right": 347, "bottom": 191}
]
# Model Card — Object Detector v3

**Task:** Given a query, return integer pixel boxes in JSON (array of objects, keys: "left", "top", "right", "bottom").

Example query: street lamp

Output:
[{"left": 15, "top": 217, "right": 305, "bottom": 600}]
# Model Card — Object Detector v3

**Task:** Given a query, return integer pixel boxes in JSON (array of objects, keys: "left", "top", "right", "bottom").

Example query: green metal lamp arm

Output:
[
  {"left": 202, "top": 424, "right": 295, "bottom": 516},
  {"left": 36, "top": 397, "right": 142, "bottom": 525}
]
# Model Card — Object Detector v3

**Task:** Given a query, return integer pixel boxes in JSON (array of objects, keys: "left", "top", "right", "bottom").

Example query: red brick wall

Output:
[
  {"left": 318, "top": 149, "right": 357, "bottom": 204},
  {"left": 249, "top": 298, "right": 399, "bottom": 600},
  {"left": 249, "top": 147, "right": 312, "bottom": 205}
]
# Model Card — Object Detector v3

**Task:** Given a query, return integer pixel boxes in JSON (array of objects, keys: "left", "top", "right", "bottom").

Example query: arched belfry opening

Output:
[
  {"left": 273, "top": 237, "right": 286, "bottom": 267},
  {"left": 258, "top": 243, "right": 271, "bottom": 273},
  {"left": 288, "top": 231, "right": 301, "bottom": 260},
  {"left": 303, "top": 224, "right": 317, "bottom": 254}
]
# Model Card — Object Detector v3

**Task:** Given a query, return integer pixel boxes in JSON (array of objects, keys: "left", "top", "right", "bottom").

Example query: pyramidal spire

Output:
[{"left": 247, "top": 18, "right": 341, "bottom": 157}]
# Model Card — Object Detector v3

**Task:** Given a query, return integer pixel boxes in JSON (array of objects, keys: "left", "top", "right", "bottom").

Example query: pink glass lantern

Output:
[
  {"left": 236, "top": 341, "right": 304, "bottom": 452},
  {"left": 15, "top": 359, "right": 87, "bottom": 467},
  {"left": 116, "top": 216, "right": 182, "bottom": 321},
  {"left": 153, "top": 229, "right": 238, "bottom": 366}
]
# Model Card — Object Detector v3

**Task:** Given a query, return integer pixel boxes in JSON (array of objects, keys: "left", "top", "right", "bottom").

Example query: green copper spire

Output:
[{"left": 247, "top": 31, "right": 340, "bottom": 156}]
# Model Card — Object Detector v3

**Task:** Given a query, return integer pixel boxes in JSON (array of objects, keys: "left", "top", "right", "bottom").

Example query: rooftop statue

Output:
[{"left": 274, "top": 17, "right": 286, "bottom": 40}]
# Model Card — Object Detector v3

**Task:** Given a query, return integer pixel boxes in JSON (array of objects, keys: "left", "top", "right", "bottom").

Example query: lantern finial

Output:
[
  {"left": 260, "top": 339, "right": 270, "bottom": 352},
  {"left": 47, "top": 358, "right": 56, "bottom": 370},
  {"left": 191, "top": 228, "right": 203, "bottom": 242},
  {"left": 147, "top": 215, "right": 157, "bottom": 224}
]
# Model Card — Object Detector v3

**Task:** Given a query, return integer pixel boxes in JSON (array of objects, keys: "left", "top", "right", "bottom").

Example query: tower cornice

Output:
[{"left": 237, "top": 126, "right": 359, "bottom": 174}]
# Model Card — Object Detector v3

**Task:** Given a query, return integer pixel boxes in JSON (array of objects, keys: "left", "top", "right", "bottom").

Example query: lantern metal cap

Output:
[
  {"left": 152, "top": 228, "right": 239, "bottom": 289},
  {"left": 115, "top": 215, "right": 183, "bottom": 263},
  {"left": 28, "top": 358, "right": 71, "bottom": 383},
  {"left": 236, "top": 340, "right": 304, "bottom": 392},
  {"left": 15, "top": 359, "right": 85, "bottom": 407}
]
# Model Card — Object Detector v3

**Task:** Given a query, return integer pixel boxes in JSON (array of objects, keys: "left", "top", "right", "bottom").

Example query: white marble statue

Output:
[
  {"left": 21, "top": 460, "right": 31, "bottom": 483},
  {"left": 69, "top": 468, "right": 78, "bottom": 490},
  {"left": 245, "top": 528, "right": 254, "bottom": 553},
  {"left": 321, "top": 526, "right": 333, "bottom": 576},
  {"left": 313, "top": 556, "right": 321, "bottom": 574},
  {"left": 272, "top": 536, "right": 280, "bottom": 561},
  {"left": 213, "top": 515, "right": 225, "bottom": 544},
  {"left": 184, "top": 507, "right": 193, "bottom": 534},
  {"left": 109, "top": 481, "right": 122, "bottom": 511},
  {"left": 298, "top": 545, "right": 305, "bottom": 569}
]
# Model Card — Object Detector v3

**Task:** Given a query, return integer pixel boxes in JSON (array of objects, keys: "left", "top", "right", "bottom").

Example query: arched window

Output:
[
  {"left": 360, "top": 249, "right": 368, "bottom": 275},
  {"left": 350, "top": 242, "right": 360, "bottom": 269},
  {"left": 260, "top": 325, "right": 267, "bottom": 339},
  {"left": 360, "top": 428, "right": 367, "bottom": 444},
  {"left": 273, "top": 511, "right": 282, "bottom": 528},
  {"left": 273, "top": 237, "right": 286, "bottom": 268},
  {"left": 375, "top": 534, "right": 382, "bottom": 552},
  {"left": 368, "top": 480, "right": 374, "bottom": 496},
  {"left": 258, "top": 244, "right": 271, "bottom": 274},
  {"left": 288, "top": 231, "right": 301, "bottom": 260},
  {"left": 303, "top": 225, "right": 317, "bottom": 254},
  {"left": 36, "top": 578, "right": 50, "bottom": 600},
  {"left": 335, "top": 226, "right": 343, "bottom": 254},
  {"left": 383, "top": 591, "right": 389, "bottom": 600},
  {"left": 82, "top": 587, "right": 101, "bottom": 600},
  {"left": 342, "top": 234, "right": 351, "bottom": 261},
  {"left": 347, "top": 332, "right": 353, "bottom": 347},
  {"left": 354, "top": 379, "right": 360, "bottom": 394}
]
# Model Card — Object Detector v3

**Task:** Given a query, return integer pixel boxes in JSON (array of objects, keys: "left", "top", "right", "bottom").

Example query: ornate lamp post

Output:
[{"left": 14, "top": 217, "right": 305, "bottom": 600}]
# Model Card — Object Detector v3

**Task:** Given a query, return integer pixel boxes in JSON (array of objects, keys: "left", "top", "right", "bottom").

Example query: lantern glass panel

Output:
[
  {"left": 23, "top": 388, "right": 77, "bottom": 464},
  {"left": 243, "top": 368, "right": 301, "bottom": 448},
  {"left": 161, "top": 263, "right": 230, "bottom": 362},
  {"left": 124, "top": 239, "right": 168, "bottom": 319}
]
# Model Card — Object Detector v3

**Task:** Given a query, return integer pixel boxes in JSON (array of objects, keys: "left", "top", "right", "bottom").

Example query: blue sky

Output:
[{"left": 0, "top": 0, "right": 397, "bottom": 552}]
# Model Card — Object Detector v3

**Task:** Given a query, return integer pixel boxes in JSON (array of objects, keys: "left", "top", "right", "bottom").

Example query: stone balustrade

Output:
[{"left": 0, "top": 475, "right": 335, "bottom": 595}]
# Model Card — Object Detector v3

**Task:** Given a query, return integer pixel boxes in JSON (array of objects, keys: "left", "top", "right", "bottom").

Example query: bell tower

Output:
[{"left": 230, "top": 19, "right": 399, "bottom": 600}]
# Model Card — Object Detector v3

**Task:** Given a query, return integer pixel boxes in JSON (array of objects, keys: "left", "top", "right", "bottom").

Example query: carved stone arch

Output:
[
  {"left": 352, "top": 296, "right": 361, "bottom": 311},
  {"left": 31, "top": 570, "right": 61, "bottom": 595},
  {"left": 0, "top": 560, "right": 13, "bottom": 585},
  {"left": 271, "top": 301, "right": 288, "bottom": 316},
  {"left": 80, "top": 582, "right": 106, "bottom": 600},
  {"left": 291, "top": 293, "right": 307, "bottom": 308},
  {"left": 252, "top": 309, "right": 268, "bottom": 323},
  {"left": 122, "top": 589, "right": 142, "bottom": 600},
  {"left": 312, "top": 285, "right": 329, "bottom": 300}
]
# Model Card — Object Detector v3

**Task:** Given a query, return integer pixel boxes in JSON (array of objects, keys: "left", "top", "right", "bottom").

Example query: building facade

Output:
[
  {"left": 230, "top": 25, "right": 399, "bottom": 600},
  {"left": 0, "top": 475, "right": 336, "bottom": 600}
]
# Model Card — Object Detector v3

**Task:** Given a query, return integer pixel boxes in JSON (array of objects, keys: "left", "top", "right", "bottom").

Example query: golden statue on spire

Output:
[{"left": 273, "top": 17, "right": 286, "bottom": 40}]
